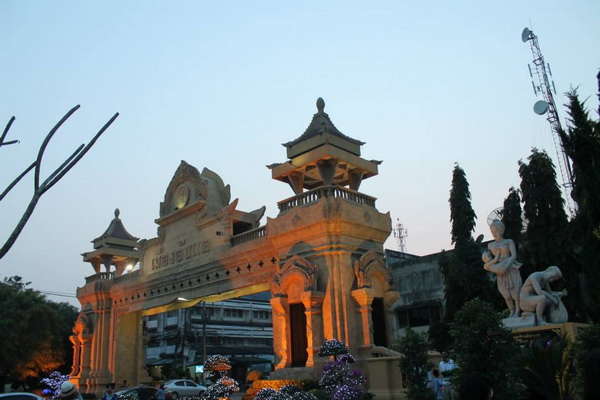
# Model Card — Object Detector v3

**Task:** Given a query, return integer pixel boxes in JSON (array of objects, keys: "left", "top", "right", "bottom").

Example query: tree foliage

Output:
[
  {"left": 519, "top": 149, "right": 569, "bottom": 272},
  {"left": 438, "top": 165, "right": 496, "bottom": 331},
  {"left": 501, "top": 187, "right": 523, "bottom": 252},
  {"left": 518, "top": 149, "right": 582, "bottom": 319},
  {"left": 450, "top": 299, "right": 523, "bottom": 400},
  {"left": 557, "top": 86, "right": 600, "bottom": 322},
  {"left": 522, "top": 335, "right": 574, "bottom": 400},
  {"left": 449, "top": 164, "right": 476, "bottom": 247},
  {"left": 570, "top": 324, "right": 600, "bottom": 394},
  {"left": 0, "top": 276, "right": 78, "bottom": 385},
  {"left": 394, "top": 327, "right": 434, "bottom": 400}
]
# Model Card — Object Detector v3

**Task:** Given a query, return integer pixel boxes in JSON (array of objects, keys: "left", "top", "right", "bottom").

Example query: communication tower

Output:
[
  {"left": 521, "top": 27, "right": 574, "bottom": 215},
  {"left": 393, "top": 218, "right": 408, "bottom": 253}
]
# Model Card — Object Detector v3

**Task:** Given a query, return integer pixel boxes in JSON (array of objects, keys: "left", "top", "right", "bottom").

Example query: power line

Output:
[{"left": 39, "top": 290, "right": 77, "bottom": 298}]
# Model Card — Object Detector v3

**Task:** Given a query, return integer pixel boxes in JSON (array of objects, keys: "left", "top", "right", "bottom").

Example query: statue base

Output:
[
  {"left": 502, "top": 314, "right": 536, "bottom": 329},
  {"left": 510, "top": 322, "right": 588, "bottom": 345}
]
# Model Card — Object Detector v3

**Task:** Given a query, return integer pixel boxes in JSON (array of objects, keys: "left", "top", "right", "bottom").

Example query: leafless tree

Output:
[{"left": 0, "top": 105, "right": 118, "bottom": 259}]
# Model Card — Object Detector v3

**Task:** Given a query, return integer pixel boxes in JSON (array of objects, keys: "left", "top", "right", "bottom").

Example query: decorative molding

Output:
[
  {"left": 353, "top": 250, "right": 393, "bottom": 290},
  {"left": 271, "top": 255, "right": 318, "bottom": 296}
]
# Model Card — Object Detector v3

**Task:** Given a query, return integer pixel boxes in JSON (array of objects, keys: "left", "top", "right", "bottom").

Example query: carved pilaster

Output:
[
  {"left": 351, "top": 288, "right": 376, "bottom": 347},
  {"left": 301, "top": 291, "right": 325, "bottom": 367},
  {"left": 69, "top": 334, "right": 82, "bottom": 378},
  {"left": 270, "top": 296, "right": 289, "bottom": 369},
  {"left": 384, "top": 290, "right": 401, "bottom": 343}
]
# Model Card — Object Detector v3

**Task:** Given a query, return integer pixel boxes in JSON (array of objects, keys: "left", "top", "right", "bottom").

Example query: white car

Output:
[
  {"left": 0, "top": 394, "right": 45, "bottom": 400},
  {"left": 163, "top": 380, "right": 207, "bottom": 398}
]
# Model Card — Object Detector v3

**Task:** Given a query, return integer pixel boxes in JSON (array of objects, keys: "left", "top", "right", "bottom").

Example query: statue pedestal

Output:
[
  {"left": 510, "top": 322, "right": 588, "bottom": 345},
  {"left": 502, "top": 314, "right": 536, "bottom": 329}
]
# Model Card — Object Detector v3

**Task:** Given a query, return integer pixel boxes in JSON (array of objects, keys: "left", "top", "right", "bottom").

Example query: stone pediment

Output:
[{"left": 157, "top": 161, "right": 231, "bottom": 224}]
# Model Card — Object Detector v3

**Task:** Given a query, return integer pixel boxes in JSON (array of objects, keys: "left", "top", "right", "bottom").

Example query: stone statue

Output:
[
  {"left": 482, "top": 220, "right": 523, "bottom": 318},
  {"left": 520, "top": 266, "right": 568, "bottom": 325}
]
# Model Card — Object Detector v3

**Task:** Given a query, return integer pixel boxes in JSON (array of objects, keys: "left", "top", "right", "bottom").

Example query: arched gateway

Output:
[{"left": 71, "top": 98, "right": 400, "bottom": 393}]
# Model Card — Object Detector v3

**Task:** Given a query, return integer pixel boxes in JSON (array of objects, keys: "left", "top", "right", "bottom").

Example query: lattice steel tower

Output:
[{"left": 521, "top": 27, "right": 574, "bottom": 215}]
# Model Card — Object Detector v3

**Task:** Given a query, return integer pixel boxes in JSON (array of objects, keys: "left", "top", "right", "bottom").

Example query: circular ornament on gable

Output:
[{"left": 174, "top": 184, "right": 189, "bottom": 209}]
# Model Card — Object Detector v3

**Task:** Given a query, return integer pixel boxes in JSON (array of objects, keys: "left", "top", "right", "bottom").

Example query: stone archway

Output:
[{"left": 72, "top": 99, "right": 397, "bottom": 394}]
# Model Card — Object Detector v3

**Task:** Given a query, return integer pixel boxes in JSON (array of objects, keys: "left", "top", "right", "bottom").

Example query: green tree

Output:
[
  {"left": 571, "top": 324, "right": 600, "bottom": 395},
  {"left": 522, "top": 335, "right": 574, "bottom": 400},
  {"left": 519, "top": 149, "right": 569, "bottom": 271},
  {"left": 501, "top": 187, "right": 523, "bottom": 252},
  {"left": 557, "top": 86, "right": 600, "bottom": 322},
  {"left": 450, "top": 299, "right": 524, "bottom": 400},
  {"left": 518, "top": 149, "right": 581, "bottom": 319},
  {"left": 394, "top": 327, "right": 434, "bottom": 400},
  {"left": 0, "top": 276, "right": 78, "bottom": 388},
  {"left": 449, "top": 164, "right": 476, "bottom": 248},
  {"left": 439, "top": 165, "right": 495, "bottom": 323}
]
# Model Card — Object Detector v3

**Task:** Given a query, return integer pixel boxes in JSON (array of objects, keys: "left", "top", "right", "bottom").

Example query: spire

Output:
[{"left": 92, "top": 208, "right": 139, "bottom": 245}]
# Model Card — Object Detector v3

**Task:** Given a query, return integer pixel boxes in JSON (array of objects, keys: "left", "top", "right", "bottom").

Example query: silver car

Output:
[{"left": 163, "top": 380, "right": 206, "bottom": 399}]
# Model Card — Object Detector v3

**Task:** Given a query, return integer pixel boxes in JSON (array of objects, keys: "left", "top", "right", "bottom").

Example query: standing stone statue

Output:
[
  {"left": 482, "top": 220, "right": 523, "bottom": 318},
  {"left": 520, "top": 266, "right": 568, "bottom": 325}
]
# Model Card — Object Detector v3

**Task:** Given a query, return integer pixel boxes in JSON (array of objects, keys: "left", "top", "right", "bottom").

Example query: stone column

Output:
[
  {"left": 351, "top": 288, "right": 375, "bottom": 348},
  {"left": 69, "top": 335, "right": 82, "bottom": 378},
  {"left": 270, "top": 296, "right": 289, "bottom": 369},
  {"left": 301, "top": 291, "right": 325, "bottom": 367},
  {"left": 80, "top": 336, "right": 93, "bottom": 391},
  {"left": 114, "top": 311, "right": 149, "bottom": 386},
  {"left": 384, "top": 291, "right": 400, "bottom": 345}
]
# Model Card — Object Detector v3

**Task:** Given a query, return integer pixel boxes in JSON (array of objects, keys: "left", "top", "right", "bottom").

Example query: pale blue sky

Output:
[{"left": 1, "top": 1, "right": 598, "bottom": 306}]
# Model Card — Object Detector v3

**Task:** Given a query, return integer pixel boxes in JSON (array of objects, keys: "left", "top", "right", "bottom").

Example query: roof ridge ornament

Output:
[{"left": 316, "top": 97, "right": 325, "bottom": 113}]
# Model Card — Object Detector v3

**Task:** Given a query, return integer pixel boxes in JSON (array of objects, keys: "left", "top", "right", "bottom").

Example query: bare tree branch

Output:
[
  {"left": 0, "top": 106, "right": 119, "bottom": 259},
  {"left": 0, "top": 116, "right": 18, "bottom": 148}
]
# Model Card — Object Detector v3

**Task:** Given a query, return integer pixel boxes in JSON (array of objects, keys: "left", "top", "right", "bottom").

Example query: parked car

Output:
[
  {"left": 163, "top": 380, "right": 206, "bottom": 398},
  {"left": 115, "top": 385, "right": 158, "bottom": 400},
  {"left": 0, "top": 394, "right": 44, "bottom": 400}
]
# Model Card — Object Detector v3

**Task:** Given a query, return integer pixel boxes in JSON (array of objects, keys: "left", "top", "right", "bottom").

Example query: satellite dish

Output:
[
  {"left": 521, "top": 27, "right": 531, "bottom": 42},
  {"left": 533, "top": 100, "right": 550, "bottom": 115},
  {"left": 487, "top": 207, "right": 503, "bottom": 225}
]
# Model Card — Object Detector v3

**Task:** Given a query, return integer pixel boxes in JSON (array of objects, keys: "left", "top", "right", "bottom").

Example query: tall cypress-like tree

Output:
[
  {"left": 557, "top": 82, "right": 600, "bottom": 322},
  {"left": 440, "top": 165, "right": 495, "bottom": 322},
  {"left": 518, "top": 149, "right": 580, "bottom": 319},
  {"left": 518, "top": 149, "right": 569, "bottom": 271},
  {"left": 449, "top": 164, "right": 477, "bottom": 248}
]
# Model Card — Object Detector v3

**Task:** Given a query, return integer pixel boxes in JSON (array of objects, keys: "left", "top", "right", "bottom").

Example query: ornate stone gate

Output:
[{"left": 71, "top": 98, "right": 399, "bottom": 393}]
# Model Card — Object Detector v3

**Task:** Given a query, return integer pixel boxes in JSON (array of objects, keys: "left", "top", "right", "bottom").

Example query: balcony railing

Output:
[
  {"left": 85, "top": 271, "right": 115, "bottom": 284},
  {"left": 231, "top": 226, "right": 267, "bottom": 246},
  {"left": 278, "top": 186, "right": 377, "bottom": 213}
]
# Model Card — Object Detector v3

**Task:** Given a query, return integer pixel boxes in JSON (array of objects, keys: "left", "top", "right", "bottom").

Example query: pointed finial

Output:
[
  {"left": 114, "top": 208, "right": 120, "bottom": 218},
  {"left": 316, "top": 97, "right": 325, "bottom": 113}
]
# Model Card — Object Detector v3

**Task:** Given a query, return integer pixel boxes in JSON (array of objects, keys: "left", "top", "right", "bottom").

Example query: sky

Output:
[{"left": 1, "top": 1, "right": 598, "bottom": 308}]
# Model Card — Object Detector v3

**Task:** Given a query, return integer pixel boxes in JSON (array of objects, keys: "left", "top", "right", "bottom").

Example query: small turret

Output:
[
  {"left": 269, "top": 98, "right": 381, "bottom": 194},
  {"left": 82, "top": 209, "right": 140, "bottom": 277}
]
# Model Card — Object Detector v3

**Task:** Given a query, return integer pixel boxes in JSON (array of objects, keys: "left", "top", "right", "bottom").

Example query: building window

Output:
[
  {"left": 224, "top": 308, "right": 244, "bottom": 319},
  {"left": 396, "top": 305, "right": 441, "bottom": 328},
  {"left": 253, "top": 310, "right": 271, "bottom": 320}
]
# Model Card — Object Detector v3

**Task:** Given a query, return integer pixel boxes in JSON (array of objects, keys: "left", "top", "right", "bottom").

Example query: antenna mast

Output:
[
  {"left": 393, "top": 218, "right": 408, "bottom": 253},
  {"left": 521, "top": 27, "right": 575, "bottom": 215}
]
